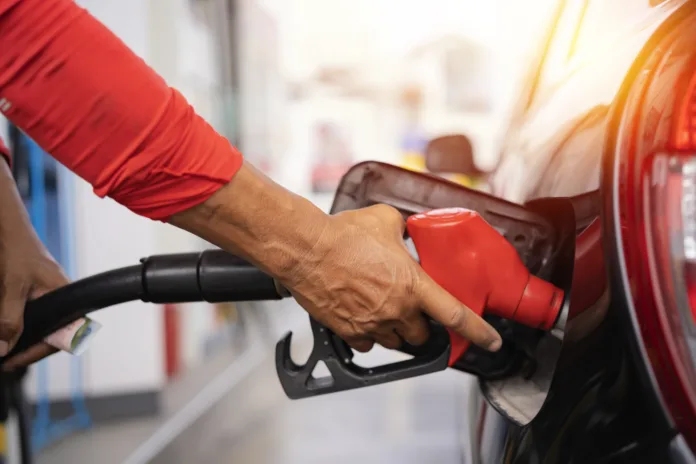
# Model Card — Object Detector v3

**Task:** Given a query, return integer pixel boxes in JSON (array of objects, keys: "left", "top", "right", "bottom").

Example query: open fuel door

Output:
[{"left": 275, "top": 162, "right": 575, "bottom": 401}]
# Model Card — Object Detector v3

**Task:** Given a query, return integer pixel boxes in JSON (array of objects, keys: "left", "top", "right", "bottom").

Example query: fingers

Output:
[
  {"left": 345, "top": 336, "right": 375, "bottom": 353},
  {"left": 2, "top": 343, "right": 56, "bottom": 371},
  {"left": 0, "top": 265, "right": 69, "bottom": 369},
  {"left": 396, "top": 314, "right": 430, "bottom": 346},
  {"left": 417, "top": 271, "right": 502, "bottom": 352},
  {"left": 349, "top": 317, "right": 429, "bottom": 352},
  {"left": 0, "top": 282, "right": 25, "bottom": 357},
  {"left": 373, "top": 328, "right": 402, "bottom": 350},
  {"left": 0, "top": 262, "right": 69, "bottom": 361},
  {"left": 368, "top": 315, "right": 430, "bottom": 350}
]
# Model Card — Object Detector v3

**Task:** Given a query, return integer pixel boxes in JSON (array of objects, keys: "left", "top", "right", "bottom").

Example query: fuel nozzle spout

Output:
[{"left": 406, "top": 208, "right": 563, "bottom": 365}]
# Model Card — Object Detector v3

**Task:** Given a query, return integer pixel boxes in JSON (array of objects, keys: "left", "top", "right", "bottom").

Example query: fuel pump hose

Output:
[{"left": 4, "top": 250, "right": 285, "bottom": 362}]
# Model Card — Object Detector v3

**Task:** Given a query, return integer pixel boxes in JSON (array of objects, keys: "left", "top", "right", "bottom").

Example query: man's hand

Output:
[
  {"left": 172, "top": 162, "right": 502, "bottom": 353},
  {"left": 0, "top": 160, "right": 67, "bottom": 370},
  {"left": 284, "top": 204, "right": 502, "bottom": 352},
  {"left": 0, "top": 249, "right": 67, "bottom": 370}
]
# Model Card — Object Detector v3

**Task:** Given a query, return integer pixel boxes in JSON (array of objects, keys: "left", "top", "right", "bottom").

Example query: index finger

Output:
[{"left": 416, "top": 271, "right": 502, "bottom": 351}]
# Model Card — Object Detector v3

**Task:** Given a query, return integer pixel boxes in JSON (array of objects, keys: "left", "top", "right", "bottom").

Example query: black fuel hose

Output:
[{"left": 3, "top": 250, "right": 287, "bottom": 362}]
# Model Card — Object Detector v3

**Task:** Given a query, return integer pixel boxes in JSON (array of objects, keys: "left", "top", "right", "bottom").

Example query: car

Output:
[
  {"left": 330, "top": 1, "right": 696, "bottom": 462},
  {"left": 450, "top": 1, "right": 696, "bottom": 461}
]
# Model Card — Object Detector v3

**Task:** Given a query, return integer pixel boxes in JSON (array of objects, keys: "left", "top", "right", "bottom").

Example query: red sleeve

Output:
[{"left": 0, "top": 0, "right": 243, "bottom": 221}]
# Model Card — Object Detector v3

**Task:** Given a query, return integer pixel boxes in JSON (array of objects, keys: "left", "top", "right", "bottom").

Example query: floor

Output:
[
  {"left": 36, "top": 301, "right": 476, "bottom": 464},
  {"left": 152, "top": 355, "right": 472, "bottom": 464}
]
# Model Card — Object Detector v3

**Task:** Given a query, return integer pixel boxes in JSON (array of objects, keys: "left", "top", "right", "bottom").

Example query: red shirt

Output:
[{"left": 0, "top": 0, "right": 243, "bottom": 221}]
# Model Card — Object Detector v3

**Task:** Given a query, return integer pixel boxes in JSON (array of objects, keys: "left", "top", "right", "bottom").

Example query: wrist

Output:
[
  {"left": 0, "top": 160, "right": 47, "bottom": 258},
  {"left": 170, "top": 161, "right": 332, "bottom": 281},
  {"left": 0, "top": 155, "right": 11, "bottom": 178},
  {"left": 0, "top": 160, "right": 30, "bottom": 233}
]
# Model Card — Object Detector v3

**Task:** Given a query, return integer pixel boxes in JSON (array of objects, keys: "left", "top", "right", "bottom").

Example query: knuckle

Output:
[
  {"left": 334, "top": 326, "right": 354, "bottom": 340},
  {"left": 401, "top": 319, "right": 428, "bottom": 343},
  {"left": 374, "top": 204, "right": 403, "bottom": 223},
  {"left": 344, "top": 321, "right": 367, "bottom": 339},
  {"left": 387, "top": 205, "right": 404, "bottom": 220},
  {"left": 411, "top": 326, "right": 429, "bottom": 344},
  {"left": 387, "top": 209, "right": 406, "bottom": 228},
  {"left": 0, "top": 319, "right": 21, "bottom": 342},
  {"left": 352, "top": 341, "right": 373, "bottom": 353},
  {"left": 378, "top": 337, "right": 400, "bottom": 350},
  {"left": 346, "top": 336, "right": 373, "bottom": 353},
  {"left": 37, "top": 260, "right": 69, "bottom": 287},
  {"left": 371, "top": 204, "right": 392, "bottom": 214},
  {"left": 383, "top": 305, "right": 403, "bottom": 322},
  {"left": 447, "top": 307, "right": 468, "bottom": 331},
  {"left": 1, "top": 272, "right": 29, "bottom": 297},
  {"left": 407, "top": 270, "right": 421, "bottom": 300},
  {"left": 350, "top": 311, "right": 382, "bottom": 333}
]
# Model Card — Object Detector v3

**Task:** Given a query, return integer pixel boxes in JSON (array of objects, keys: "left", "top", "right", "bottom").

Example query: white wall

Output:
[
  {"left": 236, "top": 0, "right": 288, "bottom": 173},
  {"left": 148, "top": 0, "right": 222, "bottom": 370}
]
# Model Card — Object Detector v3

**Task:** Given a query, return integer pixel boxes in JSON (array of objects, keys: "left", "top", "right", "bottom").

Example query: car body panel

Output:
[
  {"left": 492, "top": 0, "right": 686, "bottom": 204},
  {"left": 468, "top": 1, "right": 694, "bottom": 463}
]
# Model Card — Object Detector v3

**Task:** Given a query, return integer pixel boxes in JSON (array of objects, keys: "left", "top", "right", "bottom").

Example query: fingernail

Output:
[
  {"left": 486, "top": 337, "right": 502, "bottom": 352},
  {"left": 0, "top": 341, "right": 9, "bottom": 357}
]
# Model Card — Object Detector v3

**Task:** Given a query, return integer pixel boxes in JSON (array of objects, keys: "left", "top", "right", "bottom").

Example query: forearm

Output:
[
  {"left": 0, "top": 161, "right": 36, "bottom": 243},
  {"left": 170, "top": 162, "right": 331, "bottom": 281},
  {"left": 0, "top": 0, "right": 319, "bottom": 277}
]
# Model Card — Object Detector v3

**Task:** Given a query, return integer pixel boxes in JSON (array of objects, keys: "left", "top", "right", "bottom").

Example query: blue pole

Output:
[
  {"left": 18, "top": 132, "right": 93, "bottom": 453},
  {"left": 24, "top": 135, "right": 51, "bottom": 452}
]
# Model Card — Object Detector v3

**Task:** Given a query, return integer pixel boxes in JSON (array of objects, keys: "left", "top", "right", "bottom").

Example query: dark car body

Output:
[{"left": 464, "top": 1, "right": 696, "bottom": 463}]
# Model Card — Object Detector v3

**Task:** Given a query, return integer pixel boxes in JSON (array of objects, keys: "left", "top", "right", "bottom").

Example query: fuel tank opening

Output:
[{"left": 476, "top": 197, "right": 576, "bottom": 426}]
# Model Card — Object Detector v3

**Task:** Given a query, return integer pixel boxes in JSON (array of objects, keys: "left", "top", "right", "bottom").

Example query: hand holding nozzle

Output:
[{"left": 275, "top": 206, "right": 564, "bottom": 399}]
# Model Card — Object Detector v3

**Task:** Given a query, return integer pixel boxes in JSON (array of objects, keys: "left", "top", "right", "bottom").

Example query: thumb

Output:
[
  {"left": 416, "top": 271, "right": 502, "bottom": 352},
  {"left": 0, "top": 283, "right": 26, "bottom": 357}
]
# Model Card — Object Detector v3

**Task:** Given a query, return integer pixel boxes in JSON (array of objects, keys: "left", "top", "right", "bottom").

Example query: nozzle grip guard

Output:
[{"left": 275, "top": 318, "right": 450, "bottom": 399}]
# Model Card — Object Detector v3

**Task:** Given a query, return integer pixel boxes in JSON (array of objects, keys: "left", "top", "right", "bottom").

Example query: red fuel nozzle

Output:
[{"left": 406, "top": 208, "right": 563, "bottom": 366}]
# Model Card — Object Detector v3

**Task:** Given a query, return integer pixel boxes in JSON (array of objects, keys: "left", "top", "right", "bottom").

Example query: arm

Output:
[
  {"left": 0, "top": 0, "right": 501, "bottom": 357},
  {"left": 171, "top": 164, "right": 501, "bottom": 353}
]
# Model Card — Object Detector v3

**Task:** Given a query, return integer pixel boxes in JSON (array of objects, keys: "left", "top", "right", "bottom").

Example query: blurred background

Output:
[{"left": 0, "top": 0, "right": 560, "bottom": 463}]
